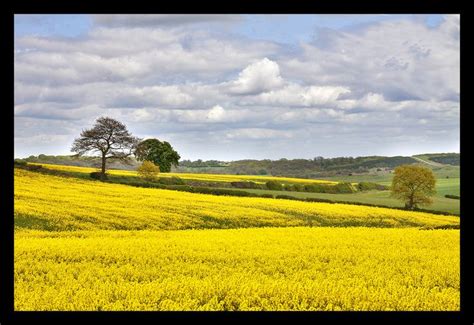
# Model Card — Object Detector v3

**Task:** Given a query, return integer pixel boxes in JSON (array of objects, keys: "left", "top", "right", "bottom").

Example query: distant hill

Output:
[
  {"left": 17, "top": 153, "right": 459, "bottom": 179},
  {"left": 413, "top": 153, "right": 460, "bottom": 166}
]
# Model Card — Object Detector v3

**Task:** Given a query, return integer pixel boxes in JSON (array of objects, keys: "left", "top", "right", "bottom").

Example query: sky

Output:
[{"left": 14, "top": 14, "right": 460, "bottom": 160}]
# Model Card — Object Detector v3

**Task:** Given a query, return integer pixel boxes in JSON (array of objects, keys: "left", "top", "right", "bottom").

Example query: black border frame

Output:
[{"left": 1, "top": 1, "right": 470, "bottom": 324}]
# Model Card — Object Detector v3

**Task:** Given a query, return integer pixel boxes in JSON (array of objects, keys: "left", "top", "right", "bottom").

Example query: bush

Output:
[
  {"left": 445, "top": 194, "right": 460, "bottom": 200},
  {"left": 332, "top": 182, "right": 356, "bottom": 194},
  {"left": 14, "top": 159, "right": 27, "bottom": 166},
  {"left": 230, "top": 181, "right": 260, "bottom": 189},
  {"left": 275, "top": 194, "right": 299, "bottom": 200},
  {"left": 166, "top": 185, "right": 193, "bottom": 191},
  {"left": 266, "top": 180, "right": 283, "bottom": 191},
  {"left": 304, "top": 184, "right": 326, "bottom": 193},
  {"left": 191, "top": 187, "right": 255, "bottom": 197},
  {"left": 26, "top": 164, "right": 43, "bottom": 171},
  {"left": 305, "top": 197, "right": 334, "bottom": 203},
  {"left": 158, "top": 176, "right": 185, "bottom": 185},
  {"left": 137, "top": 161, "right": 160, "bottom": 181},
  {"left": 292, "top": 184, "right": 305, "bottom": 192},
  {"left": 357, "top": 182, "right": 388, "bottom": 191},
  {"left": 90, "top": 172, "right": 107, "bottom": 180},
  {"left": 259, "top": 193, "right": 274, "bottom": 198}
]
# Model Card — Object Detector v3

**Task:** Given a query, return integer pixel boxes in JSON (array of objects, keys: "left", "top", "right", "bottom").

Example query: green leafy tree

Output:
[
  {"left": 134, "top": 138, "right": 180, "bottom": 173},
  {"left": 390, "top": 165, "right": 436, "bottom": 210},
  {"left": 137, "top": 161, "right": 160, "bottom": 181}
]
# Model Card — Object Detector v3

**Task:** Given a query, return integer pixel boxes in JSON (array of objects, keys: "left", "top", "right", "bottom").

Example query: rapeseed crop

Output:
[
  {"left": 30, "top": 163, "right": 339, "bottom": 185},
  {"left": 14, "top": 169, "right": 458, "bottom": 231},
  {"left": 14, "top": 168, "right": 460, "bottom": 311},
  {"left": 15, "top": 227, "right": 459, "bottom": 311}
]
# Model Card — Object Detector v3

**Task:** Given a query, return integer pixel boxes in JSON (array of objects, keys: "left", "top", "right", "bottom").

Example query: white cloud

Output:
[
  {"left": 225, "top": 58, "right": 284, "bottom": 95},
  {"left": 14, "top": 14, "right": 460, "bottom": 159},
  {"left": 280, "top": 15, "right": 460, "bottom": 102},
  {"left": 253, "top": 84, "right": 350, "bottom": 107},
  {"left": 206, "top": 105, "right": 225, "bottom": 121},
  {"left": 225, "top": 128, "right": 293, "bottom": 140}
]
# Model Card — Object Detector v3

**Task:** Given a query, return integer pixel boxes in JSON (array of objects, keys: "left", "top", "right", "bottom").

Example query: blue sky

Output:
[
  {"left": 14, "top": 14, "right": 459, "bottom": 160},
  {"left": 15, "top": 14, "right": 445, "bottom": 42}
]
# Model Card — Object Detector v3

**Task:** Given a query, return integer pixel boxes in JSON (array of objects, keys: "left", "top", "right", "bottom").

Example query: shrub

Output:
[
  {"left": 333, "top": 182, "right": 356, "bottom": 194},
  {"left": 26, "top": 164, "right": 43, "bottom": 171},
  {"left": 275, "top": 194, "right": 299, "bottom": 200},
  {"left": 304, "top": 184, "right": 326, "bottom": 193},
  {"left": 292, "top": 184, "right": 305, "bottom": 192},
  {"left": 357, "top": 182, "right": 387, "bottom": 191},
  {"left": 230, "top": 181, "right": 260, "bottom": 189},
  {"left": 90, "top": 172, "right": 107, "bottom": 180},
  {"left": 166, "top": 185, "right": 193, "bottom": 191},
  {"left": 191, "top": 187, "right": 255, "bottom": 197},
  {"left": 259, "top": 194, "right": 274, "bottom": 198},
  {"left": 305, "top": 197, "right": 334, "bottom": 203},
  {"left": 137, "top": 161, "right": 160, "bottom": 182},
  {"left": 158, "top": 176, "right": 185, "bottom": 185},
  {"left": 445, "top": 194, "right": 460, "bottom": 200},
  {"left": 14, "top": 159, "right": 27, "bottom": 166},
  {"left": 266, "top": 180, "right": 283, "bottom": 191}
]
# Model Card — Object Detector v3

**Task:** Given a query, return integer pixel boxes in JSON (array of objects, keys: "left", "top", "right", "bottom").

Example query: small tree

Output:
[
  {"left": 71, "top": 117, "right": 140, "bottom": 179},
  {"left": 137, "top": 161, "right": 160, "bottom": 182},
  {"left": 390, "top": 164, "right": 436, "bottom": 210}
]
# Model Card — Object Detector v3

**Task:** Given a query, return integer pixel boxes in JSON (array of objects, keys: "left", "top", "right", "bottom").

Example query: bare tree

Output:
[{"left": 71, "top": 117, "right": 140, "bottom": 178}]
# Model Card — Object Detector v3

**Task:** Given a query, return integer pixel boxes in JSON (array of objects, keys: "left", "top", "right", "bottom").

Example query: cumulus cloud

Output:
[
  {"left": 14, "top": 14, "right": 460, "bottom": 159},
  {"left": 224, "top": 58, "right": 284, "bottom": 95},
  {"left": 251, "top": 84, "right": 351, "bottom": 107},
  {"left": 281, "top": 15, "right": 460, "bottom": 102}
]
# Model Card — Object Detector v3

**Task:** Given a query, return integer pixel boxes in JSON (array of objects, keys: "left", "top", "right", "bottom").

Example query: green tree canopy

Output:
[
  {"left": 390, "top": 164, "right": 436, "bottom": 210},
  {"left": 134, "top": 138, "right": 180, "bottom": 173}
]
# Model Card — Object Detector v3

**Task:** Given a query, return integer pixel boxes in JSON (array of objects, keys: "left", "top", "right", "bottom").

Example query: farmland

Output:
[
  {"left": 14, "top": 169, "right": 459, "bottom": 231},
  {"left": 226, "top": 188, "right": 460, "bottom": 215},
  {"left": 14, "top": 167, "right": 460, "bottom": 311},
  {"left": 15, "top": 227, "right": 459, "bottom": 311},
  {"left": 23, "top": 162, "right": 460, "bottom": 214},
  {"left": 30, "top": 163, "right": 339, "bottom": 185}
]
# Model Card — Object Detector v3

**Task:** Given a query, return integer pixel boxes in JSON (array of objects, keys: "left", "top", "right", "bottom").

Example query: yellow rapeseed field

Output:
[
  {"left": 14, "top": 169, "right": 459, "bottom": 231},
  {"left": 13, "top": 168, "right": 460, "bottom": 311},
  {"left": 15, "top": 227, "right": 459, "bottom": 311},
  {"left": 30, "top": 162, "right": 339, "bottom": 185}
]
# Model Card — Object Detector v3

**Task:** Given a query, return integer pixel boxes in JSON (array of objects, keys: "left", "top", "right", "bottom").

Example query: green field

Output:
[
  {"left": 319, "top": 165, "right": 459, "bottom": 184},
  {"left": 223, "top": 187, "right": 460, "bottom": 215}
]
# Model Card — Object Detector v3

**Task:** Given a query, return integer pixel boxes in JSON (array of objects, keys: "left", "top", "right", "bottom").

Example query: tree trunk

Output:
[
  {"left": 101, "top": 153, "right": 106, "bottom": 180},
  {"left": 407, "top": 194, "right": 414, "bottom": 210}
]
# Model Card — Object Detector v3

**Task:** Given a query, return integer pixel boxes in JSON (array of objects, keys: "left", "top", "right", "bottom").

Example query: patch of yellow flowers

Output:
[
  {"left": 30, "top": 162, "right": 339, "bottom": 185},
  {"left": 15, "top": 227, "right": 459, "bottom": 311},
  {"left": 15, "top": 169, "right": 458, "bottom": 231},
  {"left": 14, "top": 169, "right": 460, "bottom": 311}
]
